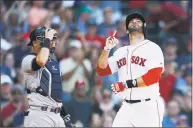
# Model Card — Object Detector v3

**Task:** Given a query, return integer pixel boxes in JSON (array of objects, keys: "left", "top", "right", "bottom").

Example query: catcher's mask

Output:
[
  {"left": 27, "top": 26, "right": 47, "bottom": 46},
  {"left": 125, "top": 13, "right": 147, "bottom": 36},
  {"left": 28, "top": 26, "right": 57, "bottom": 53}
]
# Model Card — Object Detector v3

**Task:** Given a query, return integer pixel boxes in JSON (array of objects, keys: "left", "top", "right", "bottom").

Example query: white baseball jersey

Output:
[
  {"left": 108, "top": 39, "right": 164, "bottom": 100},
  {"left": 21, "top": 54, "right": 62, "bottom": 108}
]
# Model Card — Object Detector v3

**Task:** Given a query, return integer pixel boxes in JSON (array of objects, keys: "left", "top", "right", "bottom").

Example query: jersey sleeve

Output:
[
  {"left": 21, "top": 55, "right": 36, "bottom": 72},
  {"left": 146, "top": 45, "right": 165, "bottom": 73},
  {"left": 108, "top": 51, "right": 119, "bottom": 74}
]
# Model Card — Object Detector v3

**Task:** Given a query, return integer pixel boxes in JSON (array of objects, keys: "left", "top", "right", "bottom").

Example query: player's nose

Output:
[
  {"left": 131, "top": 19, "right": 138, "bottom": 24},
  {"left": 132, "top": 20, "right": 137, "bottom": 24}
]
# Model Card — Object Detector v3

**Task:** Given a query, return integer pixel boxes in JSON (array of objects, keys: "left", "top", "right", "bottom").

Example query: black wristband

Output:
[
  {"left": 42, "top": 38, "right": 51, "bottom": 49},
  {"left": 62, "top": 114, "right": 71, "bottom": 123},
  {"left": 126, "top": 79, "right": 138, "bottom": 88}
]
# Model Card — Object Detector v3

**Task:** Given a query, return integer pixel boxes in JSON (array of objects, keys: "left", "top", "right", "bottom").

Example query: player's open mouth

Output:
[
  {"left": 130, "top": 24, "right": 139, "bottom": 27},
  {"left": 130, "top": 25, "right": 138, "bottom": 29}
]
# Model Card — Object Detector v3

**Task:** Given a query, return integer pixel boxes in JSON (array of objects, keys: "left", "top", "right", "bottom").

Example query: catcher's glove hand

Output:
[{"left": 63, "top": 114, "right": 76, "bottom": 128}]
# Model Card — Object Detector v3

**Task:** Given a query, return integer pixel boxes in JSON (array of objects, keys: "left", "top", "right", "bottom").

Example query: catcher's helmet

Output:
[
  {"left": 125, "top": 13, "right": 147, "bottom": 34},
  {"left": 27, "top": 26, "right": 47, "bottom": 46}
]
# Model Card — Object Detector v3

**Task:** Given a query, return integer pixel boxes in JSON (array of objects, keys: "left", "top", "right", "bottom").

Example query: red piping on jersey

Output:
[
  {"left": 96, "top": 65, "right": 112, "bottom": 76},
  {"left": 141, "top": 67, "right": 163, "bottom": 86}
]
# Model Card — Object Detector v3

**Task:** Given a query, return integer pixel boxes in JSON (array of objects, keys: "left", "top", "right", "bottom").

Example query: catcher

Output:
[{"left": 21, "top": 26, "right": 75, "bottom": 127}]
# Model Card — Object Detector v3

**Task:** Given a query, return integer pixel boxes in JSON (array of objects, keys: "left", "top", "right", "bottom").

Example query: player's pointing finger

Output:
[{"left": 112, "top": 30, "right": 117, "bottom": 37}]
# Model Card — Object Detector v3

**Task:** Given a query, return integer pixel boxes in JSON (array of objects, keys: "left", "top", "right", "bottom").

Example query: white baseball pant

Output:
[
  {"left": 24, "top": 108, "right": 65, "bottom": 127},
  {"left": 112, "top": 97, "right": 165, "bottom": 127}
]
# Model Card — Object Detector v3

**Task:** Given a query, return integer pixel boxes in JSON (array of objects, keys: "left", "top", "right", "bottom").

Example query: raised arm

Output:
[
  {"left": 96, "top": 31, "right": 120, "bottom": 76},
  {"left": 22, "top": 29, "right": 57, "bottom": 73},
  {"left": 97, "top": 31, "right": 117, "bottom": 69},
  {"left": 35, "top": 29, "right": 57, "bottom": 67}
]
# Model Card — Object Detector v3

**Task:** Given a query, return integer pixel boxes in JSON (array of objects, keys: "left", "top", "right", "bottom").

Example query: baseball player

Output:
[
  {"left": 97, "top": 13, "right": 165, "bottom": 127},
  {"left": 21, "top": 26, "right": 75, "bottom": 127}
]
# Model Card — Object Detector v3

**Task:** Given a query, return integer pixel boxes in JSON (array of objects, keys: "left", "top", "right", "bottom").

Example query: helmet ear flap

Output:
[
  {"left": 144, "top": 23, "right": 146, "bottom": 28},
  {"left": 143, "top": 23, "right": 147, "bottom": 38},
  {"left": 143, "top": 23, "right": 147, "bottom": 31}
]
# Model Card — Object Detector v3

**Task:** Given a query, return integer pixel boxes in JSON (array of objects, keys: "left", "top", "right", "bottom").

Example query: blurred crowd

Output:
[{"left": 0, "top": 0, "right": 192, "bottom": 127}]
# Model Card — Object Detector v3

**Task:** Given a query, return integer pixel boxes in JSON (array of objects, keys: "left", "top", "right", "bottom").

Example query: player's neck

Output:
[
  {"left": 32, "top": 47, "right": 40, "bottom": 54},
  {"left": 129, "top": 33, "right": 145, "bottom": 45}
]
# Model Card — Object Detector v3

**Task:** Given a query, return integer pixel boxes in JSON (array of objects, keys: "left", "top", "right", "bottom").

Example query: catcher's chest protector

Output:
[{"left": 40, "top": 57, "right": 63, "bottom": 101}]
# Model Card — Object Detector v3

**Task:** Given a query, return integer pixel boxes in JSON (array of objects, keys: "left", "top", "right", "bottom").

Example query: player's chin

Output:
[
  {"left": 134, "top": 28, "right": 143, "bottom": 33},
  {"left": 50, "top": 47, "right": 56, "bottom": 53},
  {"left": 128, "top": 28, "right": 139, "bottom": 33},
  {"left": 137, "top": 28, "right": 143, "bottom": 33}
]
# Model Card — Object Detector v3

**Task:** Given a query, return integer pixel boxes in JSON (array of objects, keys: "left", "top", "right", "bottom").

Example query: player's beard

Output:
[{"left": 128, "top": 26, "right": 143, "bottom": 34}]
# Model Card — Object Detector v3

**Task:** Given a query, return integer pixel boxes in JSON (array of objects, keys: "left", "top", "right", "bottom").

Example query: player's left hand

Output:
[{"left": 111, "top": 82, "right": 126, "bottom": 93}]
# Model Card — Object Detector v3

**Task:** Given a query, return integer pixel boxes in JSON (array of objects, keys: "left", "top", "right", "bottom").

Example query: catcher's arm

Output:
[
  {"left": 60, "top": 103, "right": 76, "bottom": 128},
  {"left": 36, "top": 29, "right": 57, "bottom": 67},
  {"left": 22, "top": 29, "right": 57, "bottom": 73}
]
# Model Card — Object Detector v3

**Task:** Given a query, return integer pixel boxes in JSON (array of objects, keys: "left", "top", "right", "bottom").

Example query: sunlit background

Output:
[{"left": 0, "top": 0, "right": 192, "bottom": 127}]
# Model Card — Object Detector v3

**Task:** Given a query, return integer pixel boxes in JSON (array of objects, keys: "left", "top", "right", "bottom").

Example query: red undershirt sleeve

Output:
[
  {"left": 97, "top": 50, "right": 119, "bottom": 76},
  {"left": 141, "top": 67, "right": 163, "bottom": 86},
  {"left": 143, "top": 44, "right": 164, "bottom": 86}
]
